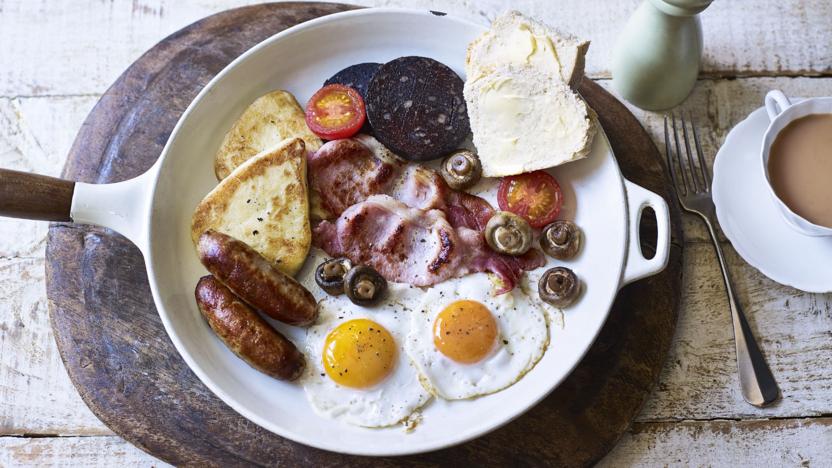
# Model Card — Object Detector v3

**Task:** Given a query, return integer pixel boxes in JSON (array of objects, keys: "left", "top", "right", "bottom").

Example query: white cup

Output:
[{"left": 761, "top": 90, "right": 832, "bottom": 237}]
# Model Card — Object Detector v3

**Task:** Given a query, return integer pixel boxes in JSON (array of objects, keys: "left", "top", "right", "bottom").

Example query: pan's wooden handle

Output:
[{"left": 0, "top": 168, "right": 75, "bottom": 222}]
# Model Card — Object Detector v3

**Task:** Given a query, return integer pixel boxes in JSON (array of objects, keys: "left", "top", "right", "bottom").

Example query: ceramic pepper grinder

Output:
[{"left": 612, "top": 0, "right": 713, "bottom": 111}]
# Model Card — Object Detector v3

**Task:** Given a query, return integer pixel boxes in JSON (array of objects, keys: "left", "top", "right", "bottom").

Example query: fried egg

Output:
[
  {"left": 405, "top": 273, "right": 548, "bottom": 400},
  {"left": 302, "top": 284, "right": 431, "bottom": 427}
]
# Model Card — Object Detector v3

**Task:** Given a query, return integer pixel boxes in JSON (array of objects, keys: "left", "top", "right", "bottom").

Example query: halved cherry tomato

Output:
[
  {"left": 305, "top": 84, "right": 366, "bottom": 139},
  {"left": 497, "top": 171, "right": 563, "bottom": 228}
]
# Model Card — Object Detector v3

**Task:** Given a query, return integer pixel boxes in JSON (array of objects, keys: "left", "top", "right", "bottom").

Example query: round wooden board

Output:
[{"left": 45, "top": 3, "right": 683, "bottom": 466}]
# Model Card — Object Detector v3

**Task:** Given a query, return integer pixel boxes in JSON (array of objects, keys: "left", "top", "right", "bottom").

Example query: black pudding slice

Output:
[
  {"left": 324, "top": 62, "right": 382, "bottom": 100},
  {"left": 366, "top": 56, "right": 470, "bottom": 161}
]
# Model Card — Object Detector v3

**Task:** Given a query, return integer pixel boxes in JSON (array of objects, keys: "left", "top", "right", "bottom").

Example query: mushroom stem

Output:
[
  {"left": 494, "top": 226, "right": 519, "bottom": 250},
  {"left": 323, "top": 262, "right": 346, "bottom": 279},
  {"left": 546, "top": 274, "right": 564, "bottom": 292},
  {"left": 439, "top": 150, "right": 482, "bottom": 190},
  {"left": 549, "top": 225, "right": 570, "bottom": 245},
  {"left": 343, "top": 265, "right": 387, "bottom": 306},
  {"left": 315, "top": 257, "right": 354, "bottom": 296},
  {"left": 484, "top": 211, "right": 533, "bottom": 256},
  {"left": 538, "top": 267, "right": 581, "bottom": 308},
  {"left": 451, "top": 154, "right": 471, "bottom": 174},
  {"left": 540, "top": 221, "right": 582, "bottom": 259},
  {"left": 355, "top": 279, "right": 376, "bottom": 300}
]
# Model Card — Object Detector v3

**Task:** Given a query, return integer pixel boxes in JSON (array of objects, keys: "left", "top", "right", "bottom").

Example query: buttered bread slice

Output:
[
  {"left": 465, "top": 67, "right": 595, "bottom": 177},
  {"left": 466, "top": 11, "right": 589, "bottom": 88},
  {"left": 464, "top": 11, "right": 595, "bottom": 177},
  {"left": 192, "top": 137, "right": 311, "bottom": 276}
]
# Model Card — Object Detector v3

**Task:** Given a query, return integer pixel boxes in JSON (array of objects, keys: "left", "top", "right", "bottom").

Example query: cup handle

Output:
[{"left": 765, "top": 90, "right": 791, "bottom": 121}]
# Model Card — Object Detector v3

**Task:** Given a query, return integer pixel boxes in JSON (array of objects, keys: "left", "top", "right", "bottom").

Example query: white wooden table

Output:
[{"left": 1, "top": 0, "right": 830, "bottom": 465}]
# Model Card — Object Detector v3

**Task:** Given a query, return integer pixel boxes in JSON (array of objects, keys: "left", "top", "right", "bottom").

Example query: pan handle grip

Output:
[
  {"left": 0, "top": 166, "right": 155, "bottom": 253},
  {"left": 71, "top": 169, "right": 155, "bottom": 253},
  {"left": 621, "top": 179, "right": 671, "bottom": 286},
  {"left": 0, "top": 168, "right": 75, "bottom": 222}
]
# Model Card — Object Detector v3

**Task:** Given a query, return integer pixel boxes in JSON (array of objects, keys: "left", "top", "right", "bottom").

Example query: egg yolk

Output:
[
  {"left": 433, "top": 300, "right": 498, "bottom": 364},
  {"left": 323, "top": 319, "right": 397, "bottom": 389}
]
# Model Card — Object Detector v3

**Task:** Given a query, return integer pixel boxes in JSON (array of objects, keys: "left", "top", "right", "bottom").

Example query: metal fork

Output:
[{"left": 664, "top": 113, "right": 780, "bottom": 407}]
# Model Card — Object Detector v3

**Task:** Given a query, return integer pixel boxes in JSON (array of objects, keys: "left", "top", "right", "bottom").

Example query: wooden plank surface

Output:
[
  {"left": 1, "top": 0, "right": 830, "bottom": 98},
  {"left": 0, "top": 436, "right": 168, "bottom": 467},
  {"left": 603, "top": 417, "right": 832, "bottom": 466},
  {"left": 1, "top": 0, "right": 831, "bottom": 465},
  {"left": 0, "top": 96, "right": 97, "bottom": 257},
  {"left": 3, "top": 418, "right": 831, "bottom": 467},
  {"left": 0, "top": 258, "right": 108, "bottom": 435},
  {"left": 643, "top": 243, "right": 832, "bottom": 421}
]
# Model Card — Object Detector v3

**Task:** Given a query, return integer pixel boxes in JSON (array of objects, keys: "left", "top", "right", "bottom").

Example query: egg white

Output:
[
  {"left": 405, "top": 273, "right": 549, "bottom": 400},
  {"left": 301, "top": 283, "right": 432, "bottom": 428}
]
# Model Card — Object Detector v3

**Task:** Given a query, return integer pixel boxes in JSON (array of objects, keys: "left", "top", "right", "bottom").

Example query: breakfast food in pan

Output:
[
  {"left": 439, "top": 149, "right": 482, "bottom": 190},
  {"left": 195, "top": 275, "right": 306, "bottom": 381},
  {"left": 405, "top": 274, "right": 548, "bottom": 400},
  {"left": 497, "top": 170, "right": 563, "bottom": 228},
  {"left": 464, "top": 12, "right": 596, "bottom": 177},
  {"left": 191, "top": 137, "right": 311, "bottom": 276},
  {"left": 323, "top": 63, "right": 381, "bottom": 135},
  {"left": 214, "top": 90, "right": 322, "bottom": 180},
  {"left": 302, "top": 286, "right": 431, "bottom": 427},
  {"left": 484, "top": 211, "right": 533, "bottom": 256},
  {"left": 465, "top": 11, "right": 589, "bottom": 87},
  {"left": 305, "top": 84, "right": 367, "bottom": 140},
  {"left": 366, "top": 56, "right": 470, "bottom": 161},
  {"left": 538, "top": 266, "right": 582, "bottom": 308},
  {"left": 197, "top": 230, "right": 317, "bottom": 326},
  {"left": 540, "top": 221, "right": 582, "bottom": 260},
  {"left": 312, "top": 180, "right": 544, "bottom": 292},
  {"left": 189, "top": 10, "right": 591, "bottom": 429},
  {"left": 324, "top": 62, "right": 381, "bottom": 100}
]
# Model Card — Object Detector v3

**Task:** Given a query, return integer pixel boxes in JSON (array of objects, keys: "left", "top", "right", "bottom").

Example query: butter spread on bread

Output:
[
  {"left": 192, "top": 137, "right": 311, "bottom": 276},
  {"left": 214, "top": 90, "right": 321, "bottom": 180},
  {"left": 466, "top": 67, "right": 594, "bottom": 177},
  {"left": 464, "top": 11, "right": 595, "bottom": 177},
  {"left": 466, "top": 11, "right": 589, "bottom": 87}
]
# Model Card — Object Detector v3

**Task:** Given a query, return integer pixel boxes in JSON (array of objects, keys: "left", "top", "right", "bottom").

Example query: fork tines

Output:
[{"left": 664, "top": 112, "right": 711, "bottom": 196}]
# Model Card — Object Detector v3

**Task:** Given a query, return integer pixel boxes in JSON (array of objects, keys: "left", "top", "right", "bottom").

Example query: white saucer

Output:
[{"left": 712, "top": 103, "right": 832, "bottom": 293}]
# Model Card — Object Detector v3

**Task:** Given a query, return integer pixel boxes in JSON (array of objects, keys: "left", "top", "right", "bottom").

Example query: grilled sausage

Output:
[
  {"left": 197, "top": 230, "right": 318, "bottom": 326},
  {"left": 195, "top": 275, "right": 305, "bottom": 381}
]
